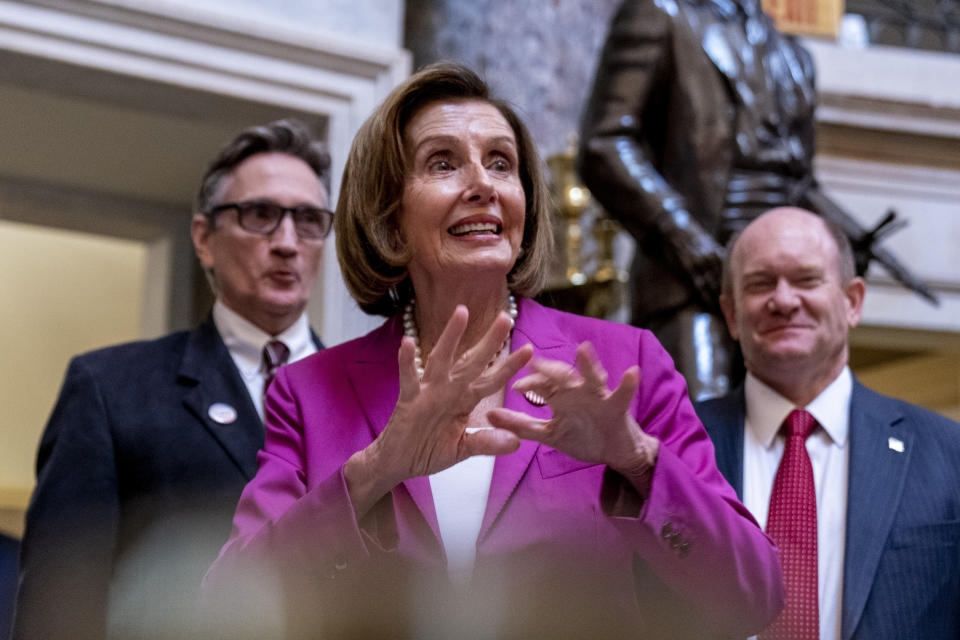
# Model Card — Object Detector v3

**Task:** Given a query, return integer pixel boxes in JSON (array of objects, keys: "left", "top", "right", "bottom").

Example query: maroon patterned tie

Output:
[
  {"left": 262, "top": 340, "right": 290, "bottom": 395},
  {"left": 761, "top": 409, "right": 819, "bottom": 640}
]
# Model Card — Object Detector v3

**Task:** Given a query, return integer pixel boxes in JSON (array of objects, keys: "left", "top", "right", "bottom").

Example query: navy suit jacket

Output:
[
  {"left": 13, "top": 319, "right": 321, "bottom": 640},
  {"left": 696, "top": 380, "right": 960, "bottom": 639}
]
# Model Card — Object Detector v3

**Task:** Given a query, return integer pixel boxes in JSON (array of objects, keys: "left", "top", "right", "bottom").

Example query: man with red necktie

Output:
[{"left": 696, "top": 207, "right": 960, "bottom": 639}]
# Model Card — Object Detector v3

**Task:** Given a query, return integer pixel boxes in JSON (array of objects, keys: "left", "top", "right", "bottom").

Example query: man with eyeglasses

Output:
[{"left": 14, "top": 120, "right": 330, "bottom": 640}]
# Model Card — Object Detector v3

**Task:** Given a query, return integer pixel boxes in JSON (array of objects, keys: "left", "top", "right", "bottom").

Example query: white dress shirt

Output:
[
  {"left": 743, "top": 367, "right": 852, "bottom": 640},
  {"left": 212, "top": 300, "right": 318, "bottom": 421},
  {"left": 429, "top": 428, "right": 496, "bottom": 585}
]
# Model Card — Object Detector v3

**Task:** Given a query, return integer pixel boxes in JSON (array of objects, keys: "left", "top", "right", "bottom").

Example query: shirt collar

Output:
[
  {"left": 744, "top": 366, "right": 852, "bottom": 449},
  {"left": 212, "top": 299, "right": 315, "bottom": 379}
]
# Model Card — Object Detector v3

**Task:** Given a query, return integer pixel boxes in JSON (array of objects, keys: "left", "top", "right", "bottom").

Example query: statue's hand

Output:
[{"left": 666, "top": 225, "right": 724, "bottom": 312}]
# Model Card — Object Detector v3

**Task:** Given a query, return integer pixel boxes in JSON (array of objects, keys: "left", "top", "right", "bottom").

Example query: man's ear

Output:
[
  {"left": 845, "top": 276, "right": 866, "bottom": 329},
  {"left": 191, "top": 213, "right": 215, "bottom": 270},
  {"left": 719, "top": 293, "right": 739, "bottom": 341}
]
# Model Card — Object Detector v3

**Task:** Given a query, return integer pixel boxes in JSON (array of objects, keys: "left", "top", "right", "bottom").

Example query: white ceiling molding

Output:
[
  {"left": 814, "top": 151, "right": 960, "bottom": 334},
  {"left": 0, "top": 0, "right": 411, "bottom": 180},
  {"left": 0, "top": 0, "right": 410, "bottom": 344},
  {"left": 804, "top": 38, "right": 960, "bottom": 140}
]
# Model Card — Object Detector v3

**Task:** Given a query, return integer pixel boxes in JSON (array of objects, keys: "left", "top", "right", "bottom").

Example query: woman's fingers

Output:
[
  {"left": 575, "top": 342, "right": 608, "bottom": 394},
  {"left": 424, "top": 305, "right": 469, "bottom": 378},
  {"left": 422, "top": 307, "right": 514, "bottom": 383},
  {"left": 609, "top": 365, "right": 641, "bottom": 409},
  {"left": 451, "top": 311, "right": 514, "bottom": 380},
  {"left": 490, "top": 346, "right": 646, "bottom": 468},
  {"left": 511, "top": 356, "right": 585, "bottom": 404},
  {"left": 397, "top": 336, "right": 420, "bottom": 401},
  {"left": 460, "top": 427, "right": 522, "bottom": 458},
  {"left": 529, "top": 358, "right": 582, "bottom": 386},
  {"left": 486, "top": 408, "right": 549, "bottom": 443},
  {"left": 471, "top": 344, "right": 533, "bottom": 397},
  {"left": 512, "top": 343, "right": 621, "bottom": 405}
]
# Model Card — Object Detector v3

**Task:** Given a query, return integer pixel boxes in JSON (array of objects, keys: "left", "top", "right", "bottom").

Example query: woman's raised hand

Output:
[
  {"left": 486, "top": 342, "right": 658, "bottom": 478},
  {"left": 345, "top": 305, "right": 532, "bottom": 518}
]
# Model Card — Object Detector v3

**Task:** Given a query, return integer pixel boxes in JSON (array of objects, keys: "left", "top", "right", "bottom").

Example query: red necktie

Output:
[
  {"left": 761, "top": 409, "right": 819, "bottom": 640},
  {"left": 262, "top": 340, "right": 290, "bottom": 394}
]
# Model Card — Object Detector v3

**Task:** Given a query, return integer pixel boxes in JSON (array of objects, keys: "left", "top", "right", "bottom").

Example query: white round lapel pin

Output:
[{"left": 208, "top": 402, "right": 238, "bottom": 425}]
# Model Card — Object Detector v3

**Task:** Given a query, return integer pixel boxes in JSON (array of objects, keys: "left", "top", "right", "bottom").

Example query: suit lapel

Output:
[
  {"left": 179, "top": 320, "right": 264, "bottom": 480},
  {"left": 691, "top": 0, "right": 746, "bottom": 89},
  {"left": 480, "top": 395, "right": 544, "bottom": 541},
  {"left": 700, "top": 390, "right": 746, "bottom": 499},
  {"left": 841, "top": 381, "right": 913, "bottom": 640},
  {"left": 480, "top": 299, "right": 576, "bottom": 540}
]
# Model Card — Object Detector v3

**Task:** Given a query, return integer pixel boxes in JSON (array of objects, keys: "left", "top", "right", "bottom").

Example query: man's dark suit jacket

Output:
[
  {"left": 696, "top": 380, "right": 960, "bottom": 639},
  {"left": 13, "top": 319, "right": 321, "bottom": 640},
  {"left": 1, "top": 532, "right": 17, "bottom": 639}
]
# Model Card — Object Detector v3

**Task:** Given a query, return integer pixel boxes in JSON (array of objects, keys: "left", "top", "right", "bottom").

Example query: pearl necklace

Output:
[{"left": 402, "top": 295, "right": 518, "bottom": 380}]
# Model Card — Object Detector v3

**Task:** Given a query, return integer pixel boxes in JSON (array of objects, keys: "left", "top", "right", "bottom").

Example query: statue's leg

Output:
[{"left": 648, "top": 307, "right": 742, "bottom": 402}]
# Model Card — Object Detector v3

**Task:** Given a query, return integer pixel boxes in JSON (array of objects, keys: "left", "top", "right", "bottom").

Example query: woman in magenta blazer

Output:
[{"left": 206, "top": 62, "right": 783, "bottom": 638}]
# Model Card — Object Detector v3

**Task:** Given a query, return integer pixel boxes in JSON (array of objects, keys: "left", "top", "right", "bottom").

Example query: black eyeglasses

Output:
[{"left": 208, "top": 201, "right": 334, "bottom": 240}]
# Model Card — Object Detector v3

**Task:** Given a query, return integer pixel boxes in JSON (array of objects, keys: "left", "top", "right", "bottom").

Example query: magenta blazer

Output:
[{"left": 208, "top": 299, "right": 782, "bottom": 636}]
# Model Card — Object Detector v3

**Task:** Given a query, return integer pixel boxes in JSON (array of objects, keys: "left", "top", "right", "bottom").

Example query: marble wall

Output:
[{"left": 405, "top": 0, "right": 623, "bottom": 157}]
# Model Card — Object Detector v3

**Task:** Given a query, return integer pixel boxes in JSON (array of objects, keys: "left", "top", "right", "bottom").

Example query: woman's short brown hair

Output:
[{"left": 335, "top": 61, "right": 553, "bottom": 316}]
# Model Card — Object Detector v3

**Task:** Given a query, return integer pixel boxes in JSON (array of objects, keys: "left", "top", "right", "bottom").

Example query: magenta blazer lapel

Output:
[{"left": 480, "top": 298, "right": 580, "bottom": 540}]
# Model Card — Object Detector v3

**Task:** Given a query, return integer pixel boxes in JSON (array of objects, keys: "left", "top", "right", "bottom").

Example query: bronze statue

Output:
[{"left": 579, "top": 0, "right": 935, "bottom": 401}]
